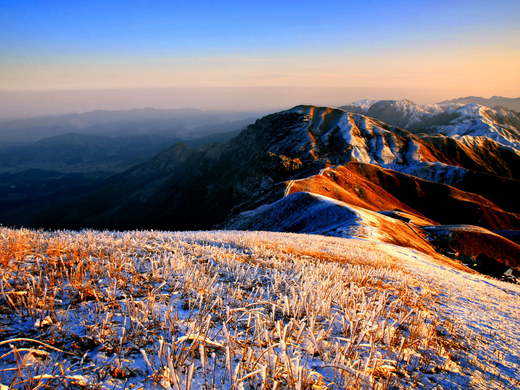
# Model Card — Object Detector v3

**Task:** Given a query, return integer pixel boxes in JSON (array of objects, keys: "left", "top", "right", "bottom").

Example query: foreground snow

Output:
[{"left": 0, "top": 228, "right": 518, "bottom": 389}]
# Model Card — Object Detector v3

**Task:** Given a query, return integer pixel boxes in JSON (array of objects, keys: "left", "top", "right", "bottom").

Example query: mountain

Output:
[
  {"left": 0, "top": 127, "right": 243, "bottom": 175},
  {"left": 283, "top": 162, "right": 520, "bottom": 230},
  {"left": 224, "top": 191, "right": 520, "bottom": 272},
  {"left": 339, "top": 99, "right": 520, "bottom": 151},
  {"left": 0, "top": 108, "right": 258, "bottom": 144},
  {"left": 0, "top": 122, "right": 246, "bottom": 228},
  {"left": 0, "top": 133, "right": 175, "bottom": 175},
  {"left": 439, "top": 96, "right": 520, "bottom": 112},
  {"left": 421, "top": 104, "right": 520, "bottom": 150},
  {"left": 6, "top": 104, "right": 519, "bottom": 277},
  {"left": 0, "top": 141, "right": 198, "bottom": 228},
  {"left": 341, "top": 99, "right": 429, "bottom": 130},
  {"left": 32, "top": 106, "right": 520, "bottom": 227},
  {"left": 223, "top": 191, "right": 441, "bottom": 258},
  {"left": 0, "top": 169, "right": 108, "bottom": 228}
]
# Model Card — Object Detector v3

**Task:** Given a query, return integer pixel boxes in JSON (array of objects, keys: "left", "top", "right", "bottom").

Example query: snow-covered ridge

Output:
[
  {"left": 339, "top": 99, "right": 520, "bottom": 152},
  {"left": 347, "top": 99, "right": 380, "bottom": 111},
  {"left": 286, "top": 105, "right": 477, "bottom": 185},
  {"left": 289, "top": 105, "right": 424, "bottom": 169},
  {"left": 422, "top": 102, "right": 464, "bottom": 113},
  {"left": 433, "top": 104, "right": 520, "bottom": 150},
  {"left": 230, "top": 191, "right": 400, "bottom": 242},
  {"left": 341, "top": 99, "right": 429, "bottom": 129}
]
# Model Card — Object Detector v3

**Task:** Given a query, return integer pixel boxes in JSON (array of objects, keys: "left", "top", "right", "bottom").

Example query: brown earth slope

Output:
[{"left": 288, "top": 162, "right": 520, "bottom": 231}]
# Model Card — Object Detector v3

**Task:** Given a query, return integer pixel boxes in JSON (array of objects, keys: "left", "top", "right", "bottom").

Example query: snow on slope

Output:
[
  {"left": 230, "top": 191, "right": 390, "bottom": 240},
  {"left": 347, "top": 99, "right": 380, "bottom": 112},
  {"left": 341, "top": 99, "right": 520, "bottom": 151},
  {"left": 226, "top": 191, "right": 440, "bottom": 257},
  {"left": 287, "top": 105, "right": 478, "bottom": 187},
  {"left": 399, "top": 161, "right": 469, "bottom": 186},
  {"left": 387, "top": 243, "right": 520, "bottom": 389},
  {"left": 290, "top": 105, "right": 424, "bottom": 169},
  {"left": 369, "top": 99, "right": 430, "bottom": 129},
  {"left": 0, "top": 227, "right": 518, "bottom": 389},
  {"left": 341, "top": 100, "right": 429, "bottom": 129},
  {"left": 422, "top": 102, "right": 464, "bottom": 113},
  {"left": 432, "top": 103, "right": 520, "bottom": 151}
]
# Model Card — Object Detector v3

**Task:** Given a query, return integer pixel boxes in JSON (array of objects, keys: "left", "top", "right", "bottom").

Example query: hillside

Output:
[
  {"left": 0, "top": 227, "right": 518, "bottom": 389},
  {"left": 0, "top": 126, "right": 245, "bottom": 228}
]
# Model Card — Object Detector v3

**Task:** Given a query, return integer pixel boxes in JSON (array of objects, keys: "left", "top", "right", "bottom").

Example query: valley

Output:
[{"left": 0, "top": 109, "right": 256, "bottom": 228}]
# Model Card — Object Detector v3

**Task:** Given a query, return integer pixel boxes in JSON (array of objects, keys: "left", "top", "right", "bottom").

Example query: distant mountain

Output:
[
  {"left": 0, "top": 108, "right": 258, "bottom": 143},
  {"left": 0, "top": 122, "right": 247, "bottom": 227},
  {"left": 339, "top": 99, "right": 520, "bottom": 151},
  {"left": 0, "top": 133, "right": 175, "bottom": 175},
  {"left": 339, "top": 99, "right": 379, "bottom": 114},
  {"left": 439, "top": 96, "right": 520, "bottom": 112},
  {"left": 0, "top": 169, "right": 107, "bottom": 227},
  {"left": 364, "top": 99, "right": 428, "bottom": 129},
  {"left": 422, "top": 104, "right": 520, "bottom": 150},
  {"left": 0, "top": 127, "right": 243, "bottom": 175}
]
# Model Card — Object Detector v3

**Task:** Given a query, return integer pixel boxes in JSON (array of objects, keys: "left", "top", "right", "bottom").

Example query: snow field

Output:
[{"left": 0, "top": 228, "right": 518, "bottom": 389}]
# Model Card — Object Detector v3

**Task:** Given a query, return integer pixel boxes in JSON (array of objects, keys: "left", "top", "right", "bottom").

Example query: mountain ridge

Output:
[
  {"left": 339, "top": 99, "right": 520, "bottom": 152},
  {"left": 29, "top": 105, "right": 520, "bottom": 230},
  {"left": 0, "top": 108, "right": 258, "bottom": 143},
  {"left": 439, "top": 96, "right": 520, "bottom": 111}
]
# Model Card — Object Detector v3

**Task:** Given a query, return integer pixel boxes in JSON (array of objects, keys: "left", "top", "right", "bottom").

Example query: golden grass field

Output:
[{"left": 1, "top": 227, "right": 519, "bottom": 389}]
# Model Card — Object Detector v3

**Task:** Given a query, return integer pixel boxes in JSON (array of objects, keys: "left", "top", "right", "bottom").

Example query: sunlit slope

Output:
[
  {"left": 285, "top": 162, "right": 520, "bottom": 230},
  {"left": 224, "top": 191, "right": 441, "bottom": 258}
]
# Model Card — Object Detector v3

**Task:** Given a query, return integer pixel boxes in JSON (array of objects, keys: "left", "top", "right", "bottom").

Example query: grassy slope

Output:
[{"left": 0, "top": 228, "right": 519, "bottom": 389}]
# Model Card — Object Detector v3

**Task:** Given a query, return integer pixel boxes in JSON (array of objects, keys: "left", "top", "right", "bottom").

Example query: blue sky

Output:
[{"left": 1, "top": 0, "right": 519, "bottom": 116}]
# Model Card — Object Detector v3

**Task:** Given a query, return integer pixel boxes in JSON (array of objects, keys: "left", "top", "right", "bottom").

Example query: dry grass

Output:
[{"left": 0, "top": 227, "right": 499, "bottom": 389}]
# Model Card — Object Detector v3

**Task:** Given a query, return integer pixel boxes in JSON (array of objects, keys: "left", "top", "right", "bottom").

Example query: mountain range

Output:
[
  {"left": 0, "top": 107, "right": 262, "bottom": 143},
  {"left": 439, "top": 96, "right": 520, "bottom": 111},
  {"left": 339, "top": 99, "right": 520, "bottom": 151},
  {"left": 2, "top": 98, "right": 520, "bottom": 277},
  {"left": 0, "top": 109, "right": 257, "bottom": 228}
]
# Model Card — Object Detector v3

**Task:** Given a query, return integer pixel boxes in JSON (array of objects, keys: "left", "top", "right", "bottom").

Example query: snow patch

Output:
[{"left": 347, "top": 99, "right": 380, "bottom": 111}]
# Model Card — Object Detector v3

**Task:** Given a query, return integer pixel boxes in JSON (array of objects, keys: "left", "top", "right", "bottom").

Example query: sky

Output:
[{"left": 1, "top": 0, "right": 519, "bottom": 118}]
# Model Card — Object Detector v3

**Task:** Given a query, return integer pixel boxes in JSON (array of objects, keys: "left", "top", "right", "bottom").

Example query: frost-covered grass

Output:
[{"left": 0, "top": 227, "right": 519, "bottom": 389}]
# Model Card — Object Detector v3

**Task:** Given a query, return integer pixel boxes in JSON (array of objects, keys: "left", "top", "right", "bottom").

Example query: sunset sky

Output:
[{"left": 1, "top": 0, "right": 519, "bottom": 118}]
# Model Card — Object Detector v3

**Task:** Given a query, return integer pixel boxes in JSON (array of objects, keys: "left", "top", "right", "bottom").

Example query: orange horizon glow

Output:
[{"left": 1, "top": 1, "right": 518, "bottom": 118}]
